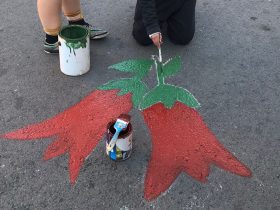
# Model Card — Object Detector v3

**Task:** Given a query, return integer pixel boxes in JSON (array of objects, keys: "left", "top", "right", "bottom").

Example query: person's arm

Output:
[
  {"left": 139, "top": 0, "right": 160, "bottom": 35},
  {"left": 139, "top": 0, "right": 162, "bottom": 48}
]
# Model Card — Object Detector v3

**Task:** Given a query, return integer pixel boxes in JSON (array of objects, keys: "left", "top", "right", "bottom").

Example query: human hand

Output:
[{"left": 149, "top": 32, "right": 163, "bottom": 49}]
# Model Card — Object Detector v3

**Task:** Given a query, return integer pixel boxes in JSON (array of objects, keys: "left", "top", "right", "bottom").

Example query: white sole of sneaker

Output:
[
  {"left": 44, "top": 50, "right": 59, "bottom": 54},
  {"left": 91, "top": 32, "right": 109, "bottom": 40}
]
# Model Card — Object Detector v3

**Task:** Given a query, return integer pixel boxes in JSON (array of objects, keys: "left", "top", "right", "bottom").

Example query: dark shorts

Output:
[{"left": 132, "top": 0, "right": 197, "bottom": 46}]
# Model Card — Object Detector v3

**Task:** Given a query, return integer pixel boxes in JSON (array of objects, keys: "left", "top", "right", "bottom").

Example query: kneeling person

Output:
[{"left": 132, "top": 0, "right": 197, "bottom": 48}]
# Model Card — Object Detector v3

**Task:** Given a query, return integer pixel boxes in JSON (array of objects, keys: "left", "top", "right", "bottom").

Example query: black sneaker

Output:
[
  {"left": 44, "top": 41, "right": 59, "bottom": 54},
  {"left": 86, "top": 24, "right": 109, "bottom": 40},
  {"left": 69, "top": 19, "right": 109, "bottom": 40}
]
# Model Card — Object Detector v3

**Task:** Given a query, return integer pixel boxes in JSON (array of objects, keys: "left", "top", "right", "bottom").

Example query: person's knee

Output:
[
  {"left": 169, "top": 30, "right": 195, "bottom": 45},
  {"left": 132, "top": 21, "right": 153, "bottom": 46},
  {"left": 132, "top": 29, "right": 152, "bottom": 46}
]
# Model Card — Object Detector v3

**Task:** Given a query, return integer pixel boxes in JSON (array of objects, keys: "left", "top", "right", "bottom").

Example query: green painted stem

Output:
[
  {"left": 157, "top": 62, "right": 165, "bottom": 85},
  {"left": 99, "top": 56, "right": 200, "bottom": 110}
]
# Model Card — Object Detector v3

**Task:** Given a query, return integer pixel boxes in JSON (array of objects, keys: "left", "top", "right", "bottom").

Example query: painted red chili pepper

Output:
[
  {"left": 142, "top": 102, "right": 252, "bottom": 200},
  {"left": 1, "top": 56, "right": 252, "bottom": 201},
  {"left": 2, "top": 90, "right": 132, "bottom": 183}
]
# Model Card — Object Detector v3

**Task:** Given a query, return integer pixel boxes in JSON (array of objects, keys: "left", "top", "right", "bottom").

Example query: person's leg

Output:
[
  {"left": 62, "top": 0, "right": 108, "bottom": 39},
  {"left": 167, "top": 0, "right": 196, "bottom": 45},
  {"left": 132, "top": 1, "right": 153, "bottom": 46},
  {"left": 62, "top": 0, "right": 83, "bottom": 21},
  {"left": 132, "top": 21, "right": 153, "bottom": 46},
  {"left": 37, "top": 0, "right": 62, "bottom": 53},
  {"left": 38, "top": 0, "right": 62, "bottom": 35}
]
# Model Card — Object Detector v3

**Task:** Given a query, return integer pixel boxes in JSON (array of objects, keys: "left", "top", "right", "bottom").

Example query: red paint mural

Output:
[
  {"left": 2, "top": 90, "right": 132, "bottom": 183},
  {"left": 142, "top": 102, "right": 251, "bottom": 200},
  {"left": 1, "top": 57, "right": 252, "bottom": 200}
]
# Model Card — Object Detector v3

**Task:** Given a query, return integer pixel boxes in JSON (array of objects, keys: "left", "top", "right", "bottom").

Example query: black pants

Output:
[{"left": 132, "top": 0, "right": 197, "bottom": 46}]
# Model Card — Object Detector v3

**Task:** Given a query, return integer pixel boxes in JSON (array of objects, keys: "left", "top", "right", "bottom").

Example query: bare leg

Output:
[
  {"left": 62, "top": 0, "right": 83, "bottom": 21},
  {"left": 37, "top": 0, "right": 62, "bottom": 35},
  {"left": 62, "top": 0, "right": 109, "bottom": 40}
]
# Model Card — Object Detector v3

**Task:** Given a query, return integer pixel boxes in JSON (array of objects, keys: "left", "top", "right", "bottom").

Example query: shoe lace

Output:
[{"left": 83, "top": 21, "right": 91, "bottom": 28}]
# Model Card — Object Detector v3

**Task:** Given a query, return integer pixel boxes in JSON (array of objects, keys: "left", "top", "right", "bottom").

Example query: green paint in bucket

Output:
[{"left": 59, "top": 25, "right": 89, "bottom": 55}]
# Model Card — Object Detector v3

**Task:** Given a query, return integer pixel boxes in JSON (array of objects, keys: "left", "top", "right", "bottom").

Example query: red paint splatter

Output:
[
  {"left": 142, "top": 102, "right": 252, "bottom": 201},
  {"left": 2, "top": 90, "right": 132, "bottom": 184}
]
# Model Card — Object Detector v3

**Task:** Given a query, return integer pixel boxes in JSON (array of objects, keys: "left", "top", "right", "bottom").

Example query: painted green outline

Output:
[
  {"left": 140, "top": 57, "right": 200, "bottom": 110},
  {"left": 162, "top": 56, "right": 182, "bottom": 78},
  {"left": 109, "top": 59, "right": 153, "bottom": 79},
  {"left": 140, "top": 84, "right": 200, "bottom": 110},
  {"left": 99, "top": 55, "right": 200, "bottom": 110},
  {"left": 97, "top": 78, "right": 149, "bottom": 109}
]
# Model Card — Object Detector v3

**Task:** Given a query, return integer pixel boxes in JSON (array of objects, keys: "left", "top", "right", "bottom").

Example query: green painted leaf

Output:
[
  {"left": 117, "top": 88, "right": 130, "bottom": 96},
  {"left": 97, "top": 78, "right": 149, "bottom": 108},
  {"left": 97, "top": 78, "right": 132, "bottom": 91},
  {"left": 109, "top": 59, "right": 153, "bottom": 79},
  {"left": 175, "top": 86, "right": 200, "bottom": 108},
  {"left": 141, "top": 84, "right": 200, "bottom": 110},
  {"left": 131, "top": 80, "right": 149, "bottom": 108},
  {"left": 162, "top": 56, "right": 182, "bottom": 78},
  {"left": 141, "top": 85, "right": 175, "bottom": 110}
]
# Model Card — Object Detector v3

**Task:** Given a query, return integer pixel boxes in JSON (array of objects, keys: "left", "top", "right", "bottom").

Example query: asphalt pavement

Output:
[{"left": 0, "top": 0, "right": 279, "bottom": 209}]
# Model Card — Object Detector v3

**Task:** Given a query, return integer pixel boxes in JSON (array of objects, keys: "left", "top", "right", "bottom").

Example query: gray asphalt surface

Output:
[{"left": 0, "top": 0, "right": 280, "bottom": 209}]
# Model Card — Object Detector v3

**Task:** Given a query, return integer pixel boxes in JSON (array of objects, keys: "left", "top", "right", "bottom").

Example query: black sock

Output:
[
  {"left": 45, "top": 34, "right": 58, "bottom": 44},
  {"left": 69, "top": 18, "right": 87, "bottom": 26}
]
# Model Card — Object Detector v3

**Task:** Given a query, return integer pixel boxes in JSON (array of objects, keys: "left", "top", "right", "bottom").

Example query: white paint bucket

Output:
[{"left": 58, "top": 25, "right": 90, "bottom": 76}]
